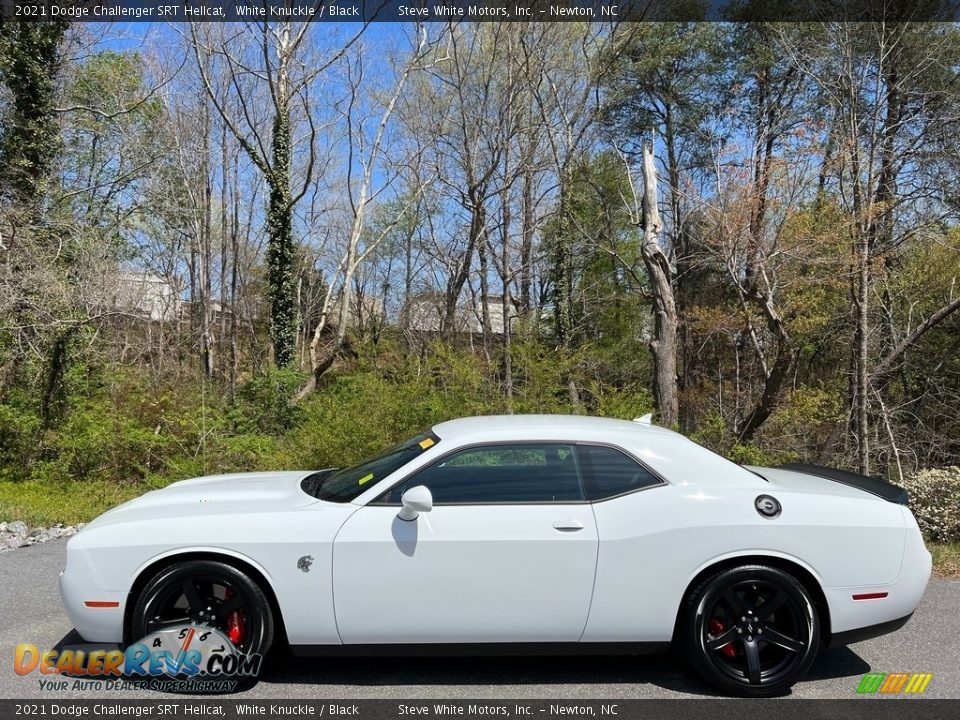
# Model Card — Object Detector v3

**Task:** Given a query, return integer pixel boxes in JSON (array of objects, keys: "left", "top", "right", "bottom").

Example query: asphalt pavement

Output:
[{"left": 1, "top": 539, "right": 957, "bottom": 699}]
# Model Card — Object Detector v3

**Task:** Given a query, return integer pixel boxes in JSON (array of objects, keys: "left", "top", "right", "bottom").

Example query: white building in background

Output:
[
  {"left": 113, "top": 271, "right": 179, "bottom": 322},
  {"left": 327, "top": 295, "right": 386, "bottom": 330},
  {"left": 403, "top": 294, "right": 517, "bottom": 335}
]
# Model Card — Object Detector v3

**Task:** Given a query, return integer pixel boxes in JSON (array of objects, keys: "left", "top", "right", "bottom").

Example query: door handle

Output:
[{"left": 553, "top": 519, "right": 585, "bottom": 531}]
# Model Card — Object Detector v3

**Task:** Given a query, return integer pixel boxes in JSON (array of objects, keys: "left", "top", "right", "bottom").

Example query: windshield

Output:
[{"left": 302, "top": 431, "right": 440, "bottom": 503}]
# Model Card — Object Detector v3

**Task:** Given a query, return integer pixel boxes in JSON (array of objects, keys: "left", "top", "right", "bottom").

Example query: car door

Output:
[{"left": 332, "top": 443, "right": 599, "bottom": 644}]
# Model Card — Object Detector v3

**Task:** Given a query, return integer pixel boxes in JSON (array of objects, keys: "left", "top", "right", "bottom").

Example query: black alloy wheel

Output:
[
  {"left": 681, "top": 564, "right": 820, "bottom": 697},
  {"left": 130, "top": 560, "right": 274, "bottom": 659}
]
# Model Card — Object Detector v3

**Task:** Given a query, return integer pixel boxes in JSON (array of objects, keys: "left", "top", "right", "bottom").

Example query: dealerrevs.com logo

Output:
[
  {"left": 14, "top": 625, "right": 261, "bottom": 693},
  {"left": 856, "top": 672, "right": 933, "bottom": 695}
]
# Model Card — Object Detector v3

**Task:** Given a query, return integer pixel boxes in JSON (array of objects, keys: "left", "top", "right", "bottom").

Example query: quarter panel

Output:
[{"left": 582, "top": 483, "right": 906, "bottom": 642}]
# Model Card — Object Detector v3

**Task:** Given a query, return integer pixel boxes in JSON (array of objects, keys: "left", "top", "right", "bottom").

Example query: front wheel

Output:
[
  {"left": 680, "top": 564, "right": 820, "bottom": 697},
  {"left": 130, "top": 560, "right": 274, "bottom": 661}
]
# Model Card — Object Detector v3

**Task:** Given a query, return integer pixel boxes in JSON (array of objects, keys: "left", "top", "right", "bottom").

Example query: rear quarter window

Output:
[{"left": 576, "top": 444, "right": 662, "bottom": 501}]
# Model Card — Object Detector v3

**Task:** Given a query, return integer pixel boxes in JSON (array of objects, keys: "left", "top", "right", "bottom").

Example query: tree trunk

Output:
[
  {"left": 663, "top": 102, "right": 694, "bottom": 432},
  {"left": 266, "top": 69, "right": 297, "bottom": 369},
  {"left": 639, "top": 143, "right": 679, "bottom": 428},
  {"left": 219, "top": 120, "right": 230, "bottom": 378},
  {"left": 501, "top": 165, "right": 514, "bottom": 410},
  {"left": 229, "top": 150, "right": 240, "bottom": 402},
  {"left": 551, "top": 172, "right": 574, "bottom": 346},
  {"left": 199, "top": 100, "right": 215, "bottom": 378},
  {"left": 478, "top": 232, "right": 493, "bottom": 360},
  {"left": 854, "top": 229, "right": 871, "bottom": 474},
  {"left": 519, "top": 149, "right": 535, "bottom": 322},
  {"left": 444, "top": 195, "right": 484, "bottom": 333}
]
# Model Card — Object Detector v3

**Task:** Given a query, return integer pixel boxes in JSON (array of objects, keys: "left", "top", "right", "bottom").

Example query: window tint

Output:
[
  {"left": 383, "top": 444, "right": 584, "bottom": 504},
  {"left": 576, "top": 445, "right": 661, "bottom": 500}
]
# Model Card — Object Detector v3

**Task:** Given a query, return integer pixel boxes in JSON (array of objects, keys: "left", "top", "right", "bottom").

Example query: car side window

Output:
[
  {"left": 382, "top": 444, "right": 585, "bottom": 504},
  {"left": 576, "top": 444, "right": 661, "bottom": 500}
]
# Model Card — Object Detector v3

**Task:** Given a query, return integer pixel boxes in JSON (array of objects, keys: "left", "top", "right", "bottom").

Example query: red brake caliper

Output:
[
  {"left": 709, "top": 618, "right": 736, "bottom": 658},
  {"left": 224, "top": 589, "right": 246, "bottom": 646}
]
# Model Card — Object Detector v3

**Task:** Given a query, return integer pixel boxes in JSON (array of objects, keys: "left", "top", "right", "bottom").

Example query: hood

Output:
[{"left": 82, "top": 471, "right": 319, "bottom": 530}]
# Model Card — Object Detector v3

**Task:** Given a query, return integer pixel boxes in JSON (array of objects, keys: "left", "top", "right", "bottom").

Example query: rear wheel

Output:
[
  {"left": 680, "top": 564, "right": 820, "bottom": 697},
  {"left": 130, "top": 560, "right": 274, "bottom": 660}
]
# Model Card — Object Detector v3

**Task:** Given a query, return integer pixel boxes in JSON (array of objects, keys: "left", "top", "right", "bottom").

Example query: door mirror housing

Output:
[{"left": 398, "top": 485, "right": 433, "bottom": 521}]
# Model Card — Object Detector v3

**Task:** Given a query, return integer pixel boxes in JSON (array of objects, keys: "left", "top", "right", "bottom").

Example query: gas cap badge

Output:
[{"left": 755, "top": 495, "right": 782, "bottom": 519}]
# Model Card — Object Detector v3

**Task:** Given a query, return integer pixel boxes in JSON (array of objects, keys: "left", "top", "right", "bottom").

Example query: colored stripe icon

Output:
[
  {"left": 903, "top": 673, "right": 934, "bottom": 694},
  {"left": 856, "top": 672, "right": 932, "bottom": 694}
]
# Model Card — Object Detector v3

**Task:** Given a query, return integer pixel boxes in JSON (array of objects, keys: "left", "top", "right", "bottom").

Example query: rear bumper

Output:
[
  {"left": 824, "top": 507, "right": 931, "bottom": 640},
  {"left": 827, "top": 612, "right": 913, "bottom": 647}
]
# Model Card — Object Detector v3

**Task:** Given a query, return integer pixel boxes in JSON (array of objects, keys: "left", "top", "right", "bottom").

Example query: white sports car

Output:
[{"left": 60, "top": 414, "right": 931, "bottom": 696}]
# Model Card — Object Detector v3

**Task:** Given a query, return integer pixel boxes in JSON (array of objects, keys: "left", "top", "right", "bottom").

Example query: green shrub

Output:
[
  {"left": 42, "top": 398, "right": 169, "bottom": 482},
  {"left": 901, "top": 467, "right": 960, "bottom": 543},
  {"left": 0, "top": 399, "right": 41, "bottom": 476},
  {"left": 727, "top": 444, "right": 797, "bottom": 467},
  {"left": 230, "top": 368, "right": 307, "bottom": 435}
]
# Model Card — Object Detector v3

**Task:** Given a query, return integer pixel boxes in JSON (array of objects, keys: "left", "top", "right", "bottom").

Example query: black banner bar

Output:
[
  {"left": 1, "top": 0, "right": 959, "bottom": 23},
  {"left": 2, "top": 700, "right": 960, "bottom": 720}
]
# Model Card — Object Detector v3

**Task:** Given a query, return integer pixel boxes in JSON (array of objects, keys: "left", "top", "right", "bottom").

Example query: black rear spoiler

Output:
[{"left": 778, "top": 462, "right": 909, "bottom": 505}]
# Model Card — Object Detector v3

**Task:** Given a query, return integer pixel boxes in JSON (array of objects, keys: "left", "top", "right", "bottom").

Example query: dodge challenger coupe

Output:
[{"left": 59, "top": 414, "right": 931, "bottom": 696}]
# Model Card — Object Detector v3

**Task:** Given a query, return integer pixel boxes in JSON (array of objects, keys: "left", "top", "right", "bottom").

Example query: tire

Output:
[
  {"left": 679, "top": 564, "right": 820, "bottom": 697},
  {"left": 130, "top": 560, "right": 274, "bottom": 662}
]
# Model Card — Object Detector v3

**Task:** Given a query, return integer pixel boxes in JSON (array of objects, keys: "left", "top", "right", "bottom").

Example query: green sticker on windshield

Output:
[{"left": 358, "top": 472, "right": 374, "bottom": 485}]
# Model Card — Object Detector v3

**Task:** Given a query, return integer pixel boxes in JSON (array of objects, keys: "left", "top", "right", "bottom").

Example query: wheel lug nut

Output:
[
  {"left": 747, "top": 636, "right": 753, "bottom": 642},
  {"left": 737, "top": 628, "right": 743, "bottom": 634},
  {"left": 758, "top": 629, "right": 763, "bottom": 634},
  {"left": 741, "top": 616, "right": 746, "bottom": 621}
]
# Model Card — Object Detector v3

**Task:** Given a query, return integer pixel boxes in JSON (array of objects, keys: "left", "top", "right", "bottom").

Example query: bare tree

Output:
[
  {"left": 296, "top": 25, "right": 439, "bottom": 398},
  {"left": 622, "top": 142, "right": 679, "bottom": 427},
  {"left": 189, "top": 21, "right": 365, "bottom": 368}
]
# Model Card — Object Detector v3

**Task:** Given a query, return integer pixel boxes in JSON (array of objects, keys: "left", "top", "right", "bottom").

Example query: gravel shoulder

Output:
[
  {"left": 0, "top": 521, "right": 81, "bottom": 552},
  {"left": 1, "top": 539, "right": 957, "bottom": 700}
]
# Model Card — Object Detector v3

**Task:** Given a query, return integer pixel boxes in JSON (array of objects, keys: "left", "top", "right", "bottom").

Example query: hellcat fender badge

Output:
[{"left": 297, "top": 555, "right": 314, "bottom": 573}]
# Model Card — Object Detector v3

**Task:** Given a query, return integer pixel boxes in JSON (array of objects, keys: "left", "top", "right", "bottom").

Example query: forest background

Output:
[{"left": 1, "top": 13, "right": 959, "bottom": 567}]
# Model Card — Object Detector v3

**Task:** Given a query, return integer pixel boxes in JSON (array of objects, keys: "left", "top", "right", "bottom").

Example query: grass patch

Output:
[
  {"left": 0, "top": 479, "right": 160, "bottom": 527},
  {"left": 930, "top": 542, "right": 960, "bottom": 578}
]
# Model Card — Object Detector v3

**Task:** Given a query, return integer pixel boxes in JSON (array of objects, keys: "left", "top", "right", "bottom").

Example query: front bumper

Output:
[{"left": 58, "top": 533, "right": 126, "bottom": 643}]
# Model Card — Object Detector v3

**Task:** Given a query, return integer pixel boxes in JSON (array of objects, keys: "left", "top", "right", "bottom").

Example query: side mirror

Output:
[{"left": 398, "top": 485, "right": 433, "bottom": 521}]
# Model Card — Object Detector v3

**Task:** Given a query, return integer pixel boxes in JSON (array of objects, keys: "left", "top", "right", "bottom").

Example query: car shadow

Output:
[
  {"left": 51, "top": 629, "right": 871, "bottom": 698},
  {"left": 254, "top": 645, "right": 871, "bottom": 697},
  {"left": 53, "top": 629, "right": 121, "bottom": 654},
  {"left": 803, "top": 645, "right": 872, "bottom": 681},
  {"left": 256, "top": 650, "right": 713, "bottom": 695}
]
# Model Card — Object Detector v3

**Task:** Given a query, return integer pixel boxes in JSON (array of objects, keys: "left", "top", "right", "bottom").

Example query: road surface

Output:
[{"left": 2, "top": 539, "right": 957, "bottom": 699}]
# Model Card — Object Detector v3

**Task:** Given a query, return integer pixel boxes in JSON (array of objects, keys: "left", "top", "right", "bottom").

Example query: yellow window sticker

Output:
[
  {"left": 358, "top": 472, "right": 374, "bottom": 485},
  {"left": 419, "top": 437, "right": 435, "bottom": 449}
]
